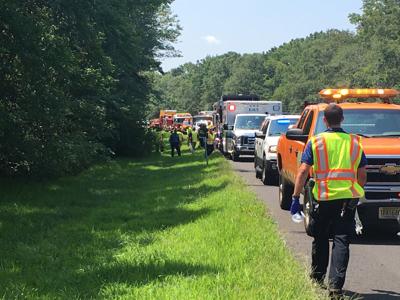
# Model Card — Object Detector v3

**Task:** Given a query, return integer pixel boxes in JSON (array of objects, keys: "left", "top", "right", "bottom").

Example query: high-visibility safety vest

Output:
[
  {"left": 311, "top": 132, "right": 365, "bottom": 201},
  {"left": 207, "top": 132, "right": 215, "bottom": 145},
  {"left": 177, "top": 131, "right": 184, "bottom": 143}
]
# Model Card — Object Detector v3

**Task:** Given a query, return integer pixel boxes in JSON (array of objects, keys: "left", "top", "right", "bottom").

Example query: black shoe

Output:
[
  {"left": 310, "top": 275, "right": 327, "bottom": 289},
  {"left": 329, "top": 289, "right": 344, "bottom": 299}
]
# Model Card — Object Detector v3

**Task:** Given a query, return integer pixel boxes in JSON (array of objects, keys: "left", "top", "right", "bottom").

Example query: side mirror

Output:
[
  {"left": 223, "top": 124, "right": 233, "bottom": 130},
  {"left": 286, "top": 128, "right": 308, "bottom": 142},
  {"left": 255, "top": 131, "right": 265, "bottom": 139}
]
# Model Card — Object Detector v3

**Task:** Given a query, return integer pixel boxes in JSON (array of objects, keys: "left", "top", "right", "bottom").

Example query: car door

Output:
[
  {"left": 261, "top": 119, "right": 270, "bottom": 158},
  {"left": 285, "top": 110, "right": 310, "bottom": 182}
]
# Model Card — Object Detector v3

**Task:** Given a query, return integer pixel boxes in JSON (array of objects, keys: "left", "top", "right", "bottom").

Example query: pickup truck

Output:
[
  {"left": 277, "top": 88, "right": 400, "bottom": 232},
  {"left": 229, "top": 114, "right": 267, "bottom": 161},
  {"left": 254, "top": 115, "right": 299, "bottom": 185}
]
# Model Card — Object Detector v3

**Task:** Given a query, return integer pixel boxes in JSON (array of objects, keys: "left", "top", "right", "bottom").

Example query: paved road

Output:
[{"left": 231, "top": 158, "right": 400, "bottom": 300}]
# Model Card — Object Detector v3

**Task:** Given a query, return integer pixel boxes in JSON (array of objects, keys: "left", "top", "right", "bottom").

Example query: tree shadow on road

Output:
[{"left": 345, "top": 289, "right": 400, "bottom": 299}]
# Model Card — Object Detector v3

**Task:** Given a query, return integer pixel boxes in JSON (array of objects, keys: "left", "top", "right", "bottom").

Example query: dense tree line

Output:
[
  {"left": 0, "top": 0, "right": 180, "bottom": 177},
  {"left": 152, "top": 0, "right": 400, "bottom": 117}
]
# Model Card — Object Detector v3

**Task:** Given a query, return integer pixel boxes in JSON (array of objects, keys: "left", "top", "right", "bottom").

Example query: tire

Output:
[
  {"left": 254, "top": 156, "right": 262, "bottom": 178},
  {"left": 261, "top": 158, "right": 274, "bottom": 185},
  {"left": 232, "top": 151, "right": 240, "bottom": 161},
  {"left": 279, "top": 174, "right": 294, "bottom": 210},
  {"left": 303, "top": 189, "right": 313, "bottom": 236}
]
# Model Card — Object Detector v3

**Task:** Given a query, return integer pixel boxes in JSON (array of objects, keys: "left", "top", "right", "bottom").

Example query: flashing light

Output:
[
  {"left": 228, "top": 104, "right": 236, "bottom": 112},
  {"left": 319, "top": 88, "right": 399, "bottom": 101},
  {"left": 277, "top": 119, "right": 291, "bottom": 124}
]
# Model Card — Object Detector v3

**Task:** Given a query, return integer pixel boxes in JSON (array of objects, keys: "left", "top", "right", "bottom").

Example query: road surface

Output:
[{"left": 231, "top": 158, "right": 400, "bottom": 300}]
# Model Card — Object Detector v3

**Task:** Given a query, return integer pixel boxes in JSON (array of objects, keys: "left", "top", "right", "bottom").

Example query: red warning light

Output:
[{"left": 228, "top": 104, "right": 236, "bottom": 112}]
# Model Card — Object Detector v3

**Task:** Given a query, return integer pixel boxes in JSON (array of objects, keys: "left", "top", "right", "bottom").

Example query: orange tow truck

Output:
[{"left": 277, "top": 88, "right": 400, "bottom": 232}]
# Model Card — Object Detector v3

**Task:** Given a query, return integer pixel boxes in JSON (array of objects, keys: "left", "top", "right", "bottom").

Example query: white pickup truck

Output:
[
  {"left": 254, "top": 115, "right": 299, "bottom": 184},
  {"left": 213, "top": 95, "right": 282, "bottom": 160}
]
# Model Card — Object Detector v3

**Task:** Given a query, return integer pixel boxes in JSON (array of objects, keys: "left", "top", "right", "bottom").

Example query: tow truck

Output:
[{"left": 277, "top": 88, "right": 400, "bottom": 232}]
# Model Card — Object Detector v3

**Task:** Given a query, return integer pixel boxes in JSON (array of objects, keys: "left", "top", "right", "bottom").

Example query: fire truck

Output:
[
  {"left": 159, "top": 110, "right": 176, "bottom": 129},
  {"left": 173, "top": 113, "right": 193, "bottom": 131},
  {"left": 277, "top": 88, "right": 400, "bottom": 233}
]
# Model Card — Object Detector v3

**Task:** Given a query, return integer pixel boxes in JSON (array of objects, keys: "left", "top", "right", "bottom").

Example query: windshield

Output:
[
  {"left": 315, "top": 109, "right": 400, "bottom": 137},
  {"left": 235, "top": 115, "right": 266, "bottom": 130},
  {"left": 174, "top": 117, "right": 191, "bottom": 125},
  {"left": 193, "top": 116, "right": 212, "bottom": 123},
  {"left": 268, "top": 118, "right": 299, "bottom": 136}
]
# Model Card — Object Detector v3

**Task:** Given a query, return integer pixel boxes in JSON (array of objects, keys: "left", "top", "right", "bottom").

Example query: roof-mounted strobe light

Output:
[{"left": 319, "top": 88, "right": 400, "bottom": 103}]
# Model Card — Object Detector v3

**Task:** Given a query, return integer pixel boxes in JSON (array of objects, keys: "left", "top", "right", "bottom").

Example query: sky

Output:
[{"left": 161, "top": 0, "right": 363, "bottom": 71}]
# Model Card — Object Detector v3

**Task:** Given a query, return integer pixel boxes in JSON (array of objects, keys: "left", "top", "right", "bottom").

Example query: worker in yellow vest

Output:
[
  {"left": 206, "top": 128, "right": 216, "bottom": 156},
  {"left": 187, "top": 126, "right": 197, "bottom": 153},
  {"left": 291, "top": 104, "right": 367, "bottom": 297}
]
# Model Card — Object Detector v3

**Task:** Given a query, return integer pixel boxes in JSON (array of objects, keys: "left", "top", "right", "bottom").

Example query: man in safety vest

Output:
[
  {"left": 206, "top": 128, "right": 216, "bottom": 156},
  {"left": 187, "top": 126, "right": 197, "bottom": 153},
  {"left": 291, "top": 104, "right": 367, "bottom": 297}
]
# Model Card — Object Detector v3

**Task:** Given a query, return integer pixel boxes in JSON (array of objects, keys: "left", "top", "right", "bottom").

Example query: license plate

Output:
[{"left": 378, "top": 207, "right": 400, "bottom": 219}]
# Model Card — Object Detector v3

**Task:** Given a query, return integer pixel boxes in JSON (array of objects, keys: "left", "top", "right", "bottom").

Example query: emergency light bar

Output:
[{"left": 319, "top": 88, "right": 399, "bottom": 101}]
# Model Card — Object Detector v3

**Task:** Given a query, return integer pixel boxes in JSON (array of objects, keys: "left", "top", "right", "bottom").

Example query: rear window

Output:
[
  {"left": 315, "top": 109, "right": 400, "bottom": 137},
  {"left": 268, "top": 118, "right": 299, "bottom": 136}
]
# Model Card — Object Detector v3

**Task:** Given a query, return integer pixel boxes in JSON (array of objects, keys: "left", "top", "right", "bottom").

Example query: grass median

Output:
[{"left": 0, "top": 146, "right": 321, "bottom": 299}]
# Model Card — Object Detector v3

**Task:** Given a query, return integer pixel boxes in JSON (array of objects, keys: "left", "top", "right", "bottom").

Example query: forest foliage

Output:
[
  {"left": 0, "top": 0, "right": 180, "bottom": 177},
  {"left": 2, "top": 0, "right": 400, "bottom": 178},
  {"left": 152, "top": 0, "right": 400, "bottom": 117}
]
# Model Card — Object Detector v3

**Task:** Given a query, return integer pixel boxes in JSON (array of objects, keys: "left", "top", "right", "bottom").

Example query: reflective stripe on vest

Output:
[{"left": 311, "top": 132, "right": 364, "bottom": 201}]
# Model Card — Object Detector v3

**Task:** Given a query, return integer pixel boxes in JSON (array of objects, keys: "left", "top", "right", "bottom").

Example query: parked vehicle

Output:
[
  {"left": 173, "top": 113, "right": 192, "bottom": 131},
  {"left": 254, "top": 115, "right": 300, "bottom": 185},
  {"left": 229, "top": 114, "right": 268, "bottom": 160},
  {"left": 193, "top": 114, "right": 213, "bottom": 131},
  {"left": 213, "top": 94, "right": 282, "bottom": 160},
  {"left": 277, "top": 88, "right": 400, "bottom": 233},
  {"left": 159, "top": 110, "right": 176, "bottom": 129}
]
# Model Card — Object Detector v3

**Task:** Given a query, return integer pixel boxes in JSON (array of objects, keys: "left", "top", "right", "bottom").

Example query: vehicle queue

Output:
[
  {"left": 150, "top": 90, "right": 400, "bottom": 298},
  {"left": 152, "top": 90, "right": 400, "bottom": 236}
]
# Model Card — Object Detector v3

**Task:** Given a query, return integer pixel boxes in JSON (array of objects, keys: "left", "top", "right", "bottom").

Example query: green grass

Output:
[{"left": 0, "top": 146, "right": 321, "bottom": 299}]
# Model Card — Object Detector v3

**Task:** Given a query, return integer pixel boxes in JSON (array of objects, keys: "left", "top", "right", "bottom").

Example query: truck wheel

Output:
[
  {"left": 255, "top": 157, "right": 262, "bottom": 178},
  {"left": 279, "top": 174, "right": 293, "bottom": 210},
  {"left": 303, "top": 190, "right": 313, "bottom": 236},
  {"left": 261, "top": 158, "right": 273, "bottom": 185},
  {"left": 232, "top": 151, "right": 240, "bottom": 161}
]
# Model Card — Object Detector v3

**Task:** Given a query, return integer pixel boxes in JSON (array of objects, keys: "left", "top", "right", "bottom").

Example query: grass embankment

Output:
[{"left": 0, "top": 146, "right": 320, "bottom": 299}]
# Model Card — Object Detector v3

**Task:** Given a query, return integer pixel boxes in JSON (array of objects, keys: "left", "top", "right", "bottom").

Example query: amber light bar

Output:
[{"left": 319, "top": 88, "right": 399, "bottom": 100}]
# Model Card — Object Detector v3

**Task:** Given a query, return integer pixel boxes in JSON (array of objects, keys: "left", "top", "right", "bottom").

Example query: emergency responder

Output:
[
  {"left": 177, "top": 128, "right": 184, "bottom": 145},
  {"left": 198, "top": 123, "right": 208, "bottom": 148},
  {"left": 169, "top": 128, "right": 181, "bottom": 157},
  {"left": 187, "top": 126, "right": 197, "bottom": 153},
  {"left": 291, "top": 103, "right": 367, "bottom": 297},
  {"left": 206, "top": 127, "right": 216, "bottom": 156}
]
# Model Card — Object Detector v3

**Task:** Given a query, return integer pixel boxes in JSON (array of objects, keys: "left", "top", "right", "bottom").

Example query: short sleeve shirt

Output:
[{"left": 301, "top": 128, "right": 367, "bottom": 168}]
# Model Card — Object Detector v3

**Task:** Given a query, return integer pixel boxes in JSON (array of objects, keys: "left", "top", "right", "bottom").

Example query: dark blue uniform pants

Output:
[
  {"left": 310, "top": 199, "right": 356, "bottom": 290},
  {"left": 170, "top": 143, "right": 181, "bottom": 157}
]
